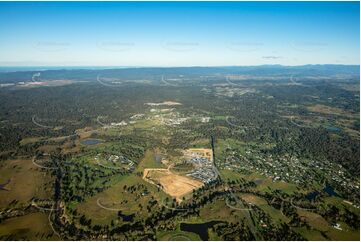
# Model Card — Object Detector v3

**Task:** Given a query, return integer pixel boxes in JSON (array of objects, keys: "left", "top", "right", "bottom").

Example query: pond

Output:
[
  {"left": 154, "top": 154, "right": 162, "bottom": 163},
  {"left": 80, "top": 139, "right": 103, "bottom": 145},
  {"left": 118, "top": 211, "right": 135, "bottom": 222},
  {"left": 323, "top": 184, "right": 338, "bottom": 197},
  {"left": 324, "top": 126, "right": 341, "bottom": 132},
  {"left": 305, "top": 185, "right": 338, "bottom": 201},
  {"left": 180, "top": 221, "right": 223, "bottom": 240}
]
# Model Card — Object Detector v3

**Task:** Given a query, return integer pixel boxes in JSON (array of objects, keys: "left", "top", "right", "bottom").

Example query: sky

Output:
[{"left": 0, "top": 1, "right": 359, "bottom": 66}]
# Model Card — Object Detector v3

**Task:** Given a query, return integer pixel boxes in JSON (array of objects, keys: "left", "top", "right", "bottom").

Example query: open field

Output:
[
  {"left": 136, "top": 149, "right": 166, "bottom": 172},
  {"left": 157, "top": 227, "right": 201, "bottom": 241},
  {"left": 19, "top": 137, "right": 46, "bottom": 146},
  {"left": 325, "top": 223, "right": 360, "bottom": 241},
  {"left": 0, "top": 159, "right": 53, "bottom": 208},
  {"left": 255, "top": 178, "right": 298, "bottom": 194},
  {"left": 297, "top": 210, "right": 330, "bottom": 232},
  {"left": 143, "top": 168, "right": 203, "bottom": 202},
  {"left": 241, "top": 193, "right": 290, "bottom": 223},
  {"left": 307, "top": 104, "right": 352, "bottom": 116},
  {"left": 292, "top": 227, "right": 327, "bottom": 241},
  {"left": 145, "top": 101, "right": 182, "bottom": 106},
  {"left": 199, "top": 198, "right": 242, "bottom": 223},
  {"left": 296, "top": 210, "right": 360, "bottom": 241},
  {"left": 76, "top": 174, "right": 164, "bottom": 225},
  {"left": 0, "top": 212, "right": 57, "bottom": 240}
]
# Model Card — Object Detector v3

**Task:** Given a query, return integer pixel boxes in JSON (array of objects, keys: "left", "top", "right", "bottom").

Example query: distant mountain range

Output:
[{"left": 0, "top": 65, "right": 359, "bottom": 83}]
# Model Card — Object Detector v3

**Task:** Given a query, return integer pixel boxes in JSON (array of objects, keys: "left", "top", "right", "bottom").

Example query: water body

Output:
[
  {"left": 325, "top": 126, "right": 341, "bottom": 132},
  {"left": 180, "top": 221, "right": 223, "bottom": 240},
  {"left": 154, "top": 154, "right": 162, "bottom": 163},
  {"left": 323, "top": 184, "right": 338, "bottom": 197},
  {"left": 118, "top": 212, "right": 134, "bottom": 222},
  {"left": 81, "top": 139, "right": 102, "bottom": 145},
  {"left": 306, "top": 185, "right": 338, "bottom": 201}
]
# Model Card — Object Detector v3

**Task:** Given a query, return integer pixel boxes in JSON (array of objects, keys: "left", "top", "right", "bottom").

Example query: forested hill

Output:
[{"left": 0, "top": 64, "right": 359, "bottom": 83}]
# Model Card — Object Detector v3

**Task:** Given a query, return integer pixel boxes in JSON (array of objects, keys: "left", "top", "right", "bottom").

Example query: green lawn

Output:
[{"left": 157, "top": 228, "right": 201, "bottom": 241}]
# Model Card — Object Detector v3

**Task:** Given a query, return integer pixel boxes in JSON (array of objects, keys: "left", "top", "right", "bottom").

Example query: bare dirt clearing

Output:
[
  {"left": 143, "top": 168, "right": 203, "bottom": 202},
  {"left": 184, "top": 148, "right": 213, "bottom": 161},
  {"left": 307, "top": 104, "right": 351, "bottom": 116},
  {"left": 145, "top": 101, "right": 182, "bottom": 106}
]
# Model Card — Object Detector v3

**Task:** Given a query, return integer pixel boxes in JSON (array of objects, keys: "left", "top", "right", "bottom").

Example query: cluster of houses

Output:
[
  {"left": 109, "top": 121, "right": 128, "bottom": 127},
  {"left": 184, "top": 150, "right": 218, "bottom": 184},
  {"left": 213, "top": 87, "right": 256, "bottom": 97},
  {"left": 127, "top": 107, "right": 210, "bottom": 127},
  {"left": 221, "top": 146, "right": 360, "bottom": 205},
  {"left": 95, "top": 154, "right": 135, "bottom": 171},
  {"left": 186, "top": 157, "right": 218, "bottom": 184},
  {"left": 154, "top": 110, "right": 189, "bottom": 126},
  {"left": 201, "top": 117, "right": 210, "bottom": 123}
]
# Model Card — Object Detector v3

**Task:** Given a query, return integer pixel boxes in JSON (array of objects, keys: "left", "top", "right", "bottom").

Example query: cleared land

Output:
[
  {"left": 145, "top": 101, "right": 182, "bottom": 106},
  {"left": 0, "top": 159, "right": 53, "bottom": 208},
  {"left": 143, "top": 168, "right": 203, "bottom": 202},
  {"left": 0, "top": 212, "right": 57, "bottom": 240},
  {"left": 184, "top": 148, "right": 213, "bottom": 161},
  {"left": 307, "top": 104, "right": 350, "bottom": 116}
]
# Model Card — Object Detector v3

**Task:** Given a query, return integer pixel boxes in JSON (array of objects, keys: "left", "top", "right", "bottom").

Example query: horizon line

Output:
[{"left": 0, "top": 63, "right": 359, "bottom": 69}]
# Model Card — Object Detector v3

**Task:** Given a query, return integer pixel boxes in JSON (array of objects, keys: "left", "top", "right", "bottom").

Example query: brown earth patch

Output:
[
  {"left": 307, "top": 105, "right": 349, "bottom": 116},
  {"left": 184, "top": 148, "right": 213, "bottom": 161},
  {"left": 143, "top": 168, "right": 203, "bottom": 202}
]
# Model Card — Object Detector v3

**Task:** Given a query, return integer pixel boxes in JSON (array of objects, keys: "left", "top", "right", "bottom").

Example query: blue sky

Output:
[{"left": 0, "top": 1, "right": 359, "bottom": 66}]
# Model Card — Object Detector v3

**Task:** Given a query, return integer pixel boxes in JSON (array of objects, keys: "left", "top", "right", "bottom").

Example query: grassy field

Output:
[
  {"left": 19, "top": 137, "right": 46, "bottom": 146},
  {"left": 296, "top": 209, "right": 360, "bottom": 241},
  {"left": 324, "top": 196, "right": 360, "bottom": 214},
  {"left": 199, "top": 198, "right": 243, "bottom": 223},
  {"left": 325, "top": 222, "right": 360, "bottom": 241},
  {"left": 76, "top": 175, "right": 141, "bottom": 225},
  {"left": 215, "top": 138, "right": 247, "bottom": 154},
  {"left": 254, "top": 177, "right": 298, "bottom": 194},
  {"left": 292, "top": 227, "right": 327, "bottom": 241},
  {"left": 157, "top": 226, "right": 201, "bottom": 241},
  {"left": 297, "top": 210, "right": 330, "bottom": 232},
  {"left": 77, "top": 149, "right": 171, "bottom": 225},
  {"left": 0, "top": 212, "right": 58, "bottom": 240},
  {"left": 0, "top": 159, "right": 53, "bottom": 209},
  {"left": 307, "top": 104, "right": 350, "bottom": 116},
  {"left": 189, "top": 138, "right": 211, "bottom": 149},
  {"left": 219, "top": 169, "right": 243, "bottom": 181},
  {"left": 136, "top": 149, "right": 166, "bottom": 171},
  {"left": 220, "top": 170, "right": 299, "bottom": 195},
  {"left": 241, "top": 193, "right": 290, "bottom": 223}
]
